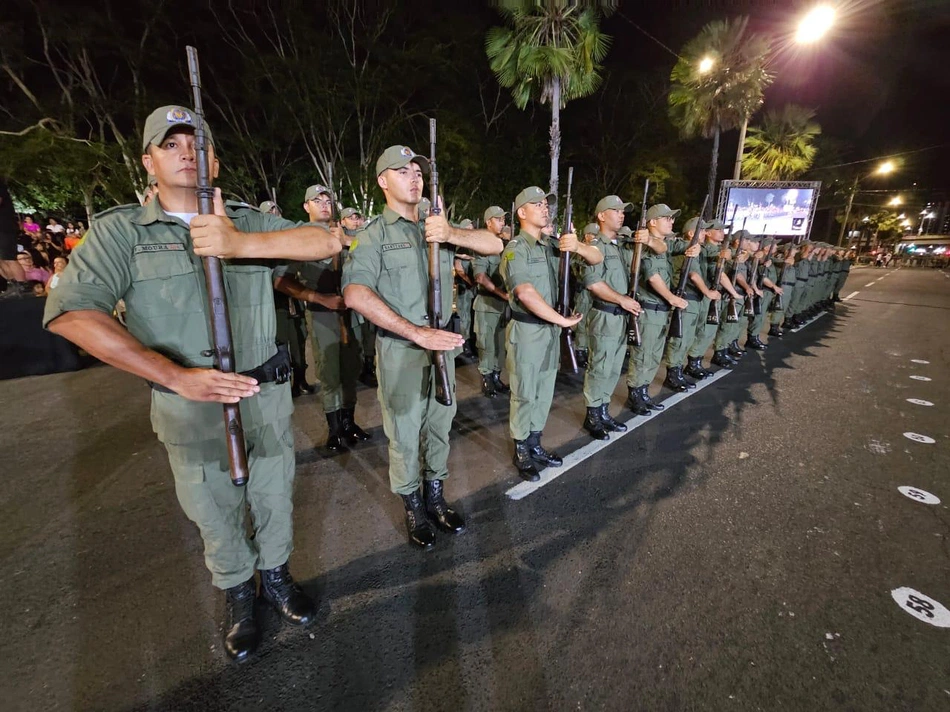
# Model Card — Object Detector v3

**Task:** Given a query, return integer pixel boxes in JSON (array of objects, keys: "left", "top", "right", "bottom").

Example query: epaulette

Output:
[
  {"left": 226, "top": 200, "right": 257, "bottom": 212},
  {"left": 93, "top": 203, "right": 138, "bottom": 220}
]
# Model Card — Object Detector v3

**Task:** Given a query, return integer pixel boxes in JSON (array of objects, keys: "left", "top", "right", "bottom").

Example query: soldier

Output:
[
  {"left": 745, "top": 239, "right": 783, "bottom": 349},
  {"left": 786, "top": 241, "right": 813, "bottom": 327},
  {"left": 500, "top": 186, "right": 602, "bottom": 480},
  {"left": 473, "top": 205, "right": 511, "bottom": 398},
  {"left": 768, "top": 242, "right": 798, "bottom": 339},
  {"left": 342, "top": 145, "right": 503, "bottom": 548},
  {"left": 572, "top": 222, "right": 600, "bottom": 369},
  {"left": 579, "top": 196, "right": 651, "bottom": 440},
  {"left": 43, "top": 105, "right": 342, "bottom": 662},
  {"left": 833, "top": 248, "right": 853, "bottom": 302},
  {"left": 453, "top": 219, "right": 477, "bottom": 358},
  {"left": 661, "top": 216, "right": 719, "bottom": 391},
  {"left": 625, "top": 204, "right": 696, "bottom": 416},
  {"left": 340, "top": 207, "right": 378, "bottom": 387},
  {"left": 274, "top": 184, "right": 369, "bottom": 451}
]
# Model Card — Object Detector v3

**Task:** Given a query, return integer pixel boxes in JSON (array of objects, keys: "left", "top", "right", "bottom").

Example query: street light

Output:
[
  {"left": 888, "top": 196, "right": 901, "bottom": 207},
  {"left": 698, "top": 56, "right": 715, "bottom": 74},
  {"left": 837, "top": 160, "right": 899, "bottom": 246},
  {"left": 877, "top": 161, "right": 895, "bottom": 175},
  {"left": 796, "top": 5, "right": 836, "bottom": 44}
]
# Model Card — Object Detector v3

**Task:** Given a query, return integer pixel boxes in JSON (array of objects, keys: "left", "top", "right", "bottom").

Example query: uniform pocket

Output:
[
  {"left": 128, "top": 252, "right": 202, "bottom": 317},
  {"left": 225, "top": 263, "right": 272, "bottom": 307}
]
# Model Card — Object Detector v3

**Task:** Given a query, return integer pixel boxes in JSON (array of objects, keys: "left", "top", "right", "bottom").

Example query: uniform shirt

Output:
[
  {"left": 499, "top": 231, "right": 560, "bottom": 316},
  {"left": 342, "top": 206, "right": 455, "bottom": 328},
  {"left": 581, "top": 236, "right": 630, "bottom": 296},
  {"left": 700, "top": 242, "right": 721, "bottom": 287},
  {"left": 43, "top": 198, "right": 301, "bottom": 444},
  {"left": 472, "top": 250, "right": 507, "bottom": 314},
  {"left": 638, "top": 236, "right": 688, "bottom": 306},
  {"left": 795, "top": 256, "right": 811, "bottom": 282}
]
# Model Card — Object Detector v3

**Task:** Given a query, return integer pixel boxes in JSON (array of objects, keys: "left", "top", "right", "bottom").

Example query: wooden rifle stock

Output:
[
  {"left": 627, "top": 178, "right": 649, "bottom": 347},
  {"left": 668, "top": 195, "right": 709, "bottom": 339},
  {"left": 428, "top": 119, "right": 453, "bottom": 406},
  {"left": 186, "top": 46, "right": 249, "bottom": 488},
  {"left": 557, "top": 167, "right": 578, "bottom": 373}
]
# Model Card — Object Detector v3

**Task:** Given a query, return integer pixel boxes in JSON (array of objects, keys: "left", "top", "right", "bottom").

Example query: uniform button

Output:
[{"left": 201, "top": 349, "right": 215, "bottom": 357}]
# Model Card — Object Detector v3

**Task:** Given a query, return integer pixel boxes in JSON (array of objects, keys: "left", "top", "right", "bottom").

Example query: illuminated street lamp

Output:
[
  {"left": 698, "top": 56, "right": 715, "bottom": 74},
  {"left": 796, "top": 5, "right": 836, "bottom": 44},
  {"left": 877, "top": 161, "right": 895, "bottom": 175},
  {"left": 837, "top": 160, "right": 900, "bottom": 245},
  {"left": 888, "top": 196, "right": 902, "bottom": 207}
]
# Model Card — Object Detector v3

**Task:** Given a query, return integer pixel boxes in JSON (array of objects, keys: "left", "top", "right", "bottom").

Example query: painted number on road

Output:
[
  {"left": 897, "top": 487, "right": 941, "bottom": 505},
  {"left": 891, "top": 588, "right": 950, "bottom": 628},
  {"left": 909, "top": 376, "right": 932, "bottom": 382},
  {"left": 903, "top": 432, "right": 936, "bottom": 444},
  {"left": 911, "top": 359, "right": 930, "bottom": 365},
  {"left": 906, "top": 399, "right": 934, "bottom": 407}
]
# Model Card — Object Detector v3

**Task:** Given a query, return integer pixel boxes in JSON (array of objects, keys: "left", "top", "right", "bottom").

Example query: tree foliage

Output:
[{"left": 741, "top": 104, "right": 821, "bottom": 180}]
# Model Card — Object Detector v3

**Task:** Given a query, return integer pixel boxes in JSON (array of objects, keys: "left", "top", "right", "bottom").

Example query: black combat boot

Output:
[
  {"left": 746, "top": 335, "right": 767, "bottom": 350},
  {"left": 481, "top": 373, "right": 498, "bottom": 398},
  {"left": 728, "top": 340, "right": 746, "bottom": 358},
  {"left": 400, "top": 489, "right": 436, "bottom": 548},
  {"left": 599, "top": 403, "right": 627, "bottom": 432},
  {"left": 513, "top": 439, "right": 540, "bottom": 481},
  {"left": 768, "top": 324, "right": 783, "bottom": 338},
  {"left": 325, "top": 411, "right": 345, "bottom": 452},
  {"left": 260, "top": 564, "right": 316, "bottom": 627},
  {"left": 359, "top": 356, "right": 378, "bottom": 387},
  {"left": 833, "top": 293, "right": 841, "bottom": 303},
  {"left": 711, "top": 349, "right": 737, "bottom": 368},
  {"left": 491, "top": 371, "right": 510, "bottom": 394},
  {"left": 684, "top": 357, "right": 707, "bottom": 380},
  {"left": 576, "top": 348, "right": 589, "bottom": 369},
  {"left": 626, "top": 386, "right": 652, "bottom": 416},
  {"left": 340, "top": 407, "right": 370, "bottom": 444},
  {"left": 291, "top": 367, "right": 315, "bottom": 398},
  {"left": 223, "top": 577, "right": 259, "bottom": 663},
  {"left": 640, "top": 386, "right": 665, "bottom": 411},
  {"left": 528, "top": 431, "right": 562, "bottom": 468},
  {"left": 583, "top": 406, "right": 610, "bottom": 440},
  {"left": 663, "top": 366, "right": 690, "bottom": 393},
  {"left": 423, "top": 479, "right": 466, "bottom": 533}
]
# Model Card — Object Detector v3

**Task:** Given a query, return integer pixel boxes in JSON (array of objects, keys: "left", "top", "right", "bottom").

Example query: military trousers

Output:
[
  {"left": 457, "top": 288, "right": 474, "bottom": 341},
  {"left": 770, "top": 282, "right": 794, "bottom": 325},
  {"left": 664, "top": 298, "right": 703, "bottom": 368},
  {"left": 165, "top": 415, "right": 296, "bottom": 590},
  {"left": 834, "top": 272, "right": 848, "bottom": 296},
  {"left": 626, "top": 306, "right": 669, "bottom": 388},
  {"left": 310, "top": 309, "right": 361, "bottom": 413},
  {"left": 583, "top": 308, "right": 627, "bottom": 407},
  {"left": 748, "top": 291, "right": 774, "bottom": 337},
  {"left": 790, "top": 280, "right": 809, "bottom": 314},
  {"left": 507, "top": 320, "right": 559, "bottom": 440},
  {"left": 574, "top": 290, "right": 592, "bottom": 351},
  {"left": 276, "top": 306, "right": 308, "bottom": 371},
  {"left": 377, "top": 336, "right": 458, "bottom": 495},
  {"left": 354, "top": 315, "right": 377, "bottom": 361},
  {"left": 688, "top": 298, "right": 719, "bottom": 359},
  {"left": 714, "top": 298, "right": 742, "bottom": 350},
  {"left": 474, "top": 307, "right": 507, "bottom": 375}
]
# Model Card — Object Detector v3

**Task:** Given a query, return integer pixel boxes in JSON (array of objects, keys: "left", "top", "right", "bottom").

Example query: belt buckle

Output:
[{"left": 274, "top": 362, "right": 291, "bottom": 385}]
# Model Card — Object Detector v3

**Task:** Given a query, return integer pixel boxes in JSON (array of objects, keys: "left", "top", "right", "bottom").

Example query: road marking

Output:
[
  {"left": 864, "top": 282, "right": 877, "bottom": 287},
  {"left": 505, "top": 369, "right": 733, "bottom": 500},
  {"left": 911, "top": 359, "right": 930, "bottom": 364},
  {"left": 897, "top": 486, "right": 941, "bottom": 505},
  {"left": 790, "top": 310, "right": 828, "bottom": 332},
  {"left": 903, "top": 432, "right": 936, "bottom": 444},
  {"left": 909, "top": 375, "right": 932, "bottom": 382},
  {"left": 843, "top": 291, "right": 859, "bottom": 301},
  {"left": 906, "top": 398, "right": 934, "bottom": 407},
  {"left": 891, "top": 588, "right": 950, "bottom": 628}
]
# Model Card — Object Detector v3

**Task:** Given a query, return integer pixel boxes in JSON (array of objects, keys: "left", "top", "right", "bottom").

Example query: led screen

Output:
[{"left": 722, "top": 187, "right": 816, "bottom": 236}]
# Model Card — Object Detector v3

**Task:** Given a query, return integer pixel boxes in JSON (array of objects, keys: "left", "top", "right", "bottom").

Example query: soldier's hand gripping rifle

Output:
[
  {"left": 186, "top": 46, "right": 249, "bottom": 488},
  {"left": 428, "top": 118, "right": 453, "bottom": 407},
  {"left": 557, "top": 167, "right": 579, "bottom": 374},
  {"left": 327, "top": 162, "right": 350, "bottom": 346},
  {"left": 668, "top": 194, "right": 709, "bottom": 339},
  {"left": 726, "top": 217, "right": 747, "bottom": 323},
  {"left": 770, "top": 237, "right": 796, "bottom": 313},
  {"left": 755, "top": 236, "right": 774, "bottom": 298},
  {"left": 626, "top": 178, "right": 649, "bottom": 346},
  {"left": 706, "top": 204, "right": 738, "bottom": 325}
]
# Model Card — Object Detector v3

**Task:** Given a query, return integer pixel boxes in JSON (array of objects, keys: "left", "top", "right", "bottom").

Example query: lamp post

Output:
[{"left": 836, "top": 161, "right": 896, "bottom": 246}]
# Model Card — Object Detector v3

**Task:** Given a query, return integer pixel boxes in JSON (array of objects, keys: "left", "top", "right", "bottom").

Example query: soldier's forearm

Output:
[
  {"left": 647, "top": 274, "right": 677, "bottom": 305},
  {"left": 241, "top": 225, "right": 342, "bottom": 261},
  {"left": 475, "top": 272, "right": 506, "bottom": 298},
  {"left": 573, "top": 242, "right": 603, "bottom": 265},
  {"left": 688, "top": 271, "right": 711, "bottom": 295},
  {"left": 513, "top": 283, "right": 564, "bottom": 324},
  {"left": 343, "top": 284, "right": 425, "bottom": 339},
  {"left": 448, "top": 228, "right": 503, "bottom": 256},
  {"left": 589, "top": 281, "right": 624, "bottom": 305},
  {"left": 719, "top": 273, "right": 740, "bottom": 298}
]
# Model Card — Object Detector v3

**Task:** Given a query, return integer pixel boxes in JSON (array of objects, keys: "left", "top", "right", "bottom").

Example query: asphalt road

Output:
[{"left": 2, "top": 265, "right": 948, "bottom": 711}]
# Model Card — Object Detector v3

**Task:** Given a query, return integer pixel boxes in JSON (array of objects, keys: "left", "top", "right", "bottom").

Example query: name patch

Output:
[
  {"left": 382, "top": 242, "right": 412, "bottom": 251},
  {"left": 133, "top": 243, "right": 186, "bottom": 254}
]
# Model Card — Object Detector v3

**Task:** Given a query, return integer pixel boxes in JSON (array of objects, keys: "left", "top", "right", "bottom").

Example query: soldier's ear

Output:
[
  {"left": 211, "top": 157, "right": 220, "bottom": 180},
  {"left": 377, "top": 173, "right": 387, "bottom": 192},
  {"left": 141, "top": 152, "right": 153, "bottom": 175}
]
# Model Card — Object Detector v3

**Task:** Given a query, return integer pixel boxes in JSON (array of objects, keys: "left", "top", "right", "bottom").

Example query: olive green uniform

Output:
[
  {"left": 770, "top": 257, "right": 797, "bottom": 326},
  {"left": 342, "top": 206, "right": 458, "bottom": 495},
  {"left": 688, "top": 242, "right": 722, "bottom": 360},
  {"left": 500, "top": 232, "right": 561, "bottom": 440},
  {"left": 472, "top": 252, "right": 508, "bottom": 375},
  {"left": 455, "top": 253, "right": 475, "bottom": 342},
  {"left": 715, "top": 260, "right": 748, "bottom": 350},
  {"left": 275, "top": 292, "right": 308, "bottom": 374},
  {"left": 834, "top": 257, "right": 852, "bottom": 297},
  {"left": 664, "top": 247, "right": 706, "bottom": 368},
  {"left": 748, "top": 260, "right": 777, "bottom": 338},
  {"left": 572, "top": 257, "right": 593, "bottom": 352},
  {"left": 43, "top": 199, "right": 299, "bottom": 590},
  {"left": 581, "top": 236, "right": 631, "bottom": 407}
]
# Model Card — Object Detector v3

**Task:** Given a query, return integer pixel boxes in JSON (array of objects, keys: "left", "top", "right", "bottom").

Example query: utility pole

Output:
[{"left": 837, "top": 174, "right": 859, "bottom": 246}]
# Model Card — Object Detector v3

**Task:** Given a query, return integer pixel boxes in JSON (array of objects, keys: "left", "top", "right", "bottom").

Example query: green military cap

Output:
[
  {"left": 683, "top": 217, "right": 713, "bottom": 235},
  {"left": 707, "top": 218, "right": 728, "bottom": 229},
  {"left": 258, "top": 200, "right": 278, "bottom": 213},
  {"left": 594, "top": 195, "right": 633, "bottom": 214},
  {"left": 418, "top": 197, "right": 431, "bottom": 215},
  {"left": 582, "top": 222, "right": 599, "bottom": 236},
  {"left": 304, "top": 184, "right": 331, "bottom": 202},
  {"left": 484, "top": 205, "right": 506, "bottom": 222},
  {"left": 458, "top": 218, "right": 474, "bottom": 229},
  {"left": 375, "top": 145, "right": 430, "bottom": 176},
  {"left": 514, "top": 186, "right": 555, "bottom": 211},
  {"left": 340, "top": 207, "right": 360, "bottom": 220},
  {"left": 733, "top": 229, "right": 752, "bottom": 241},
  {"left": 142, "top": 105, "right": 213, "bottom": 151},
  {"left": 645, "top": 203, "right": 681, "bottom": 221}
]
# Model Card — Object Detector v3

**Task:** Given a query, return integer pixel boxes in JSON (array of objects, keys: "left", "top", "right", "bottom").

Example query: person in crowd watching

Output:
[
  {"left": 47, "top": 218, "right": 65, "bottom": 235},
  {"left": 22, "top": 215, "right": 41, "bottom": 235},
  {"left": 45, "top": 256, "right": 68, "bottom": 293},
  {"left": 16, "top": 251, "right": 51, "bottom": 283}
]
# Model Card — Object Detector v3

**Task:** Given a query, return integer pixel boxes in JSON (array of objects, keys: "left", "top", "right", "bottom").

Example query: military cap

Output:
[
  {"left": 645, "top": 203, "right": 681, "bottom": 221},
  {"left": 375, "top": 145, "right": 430, "bottom": 176},
  {"left": 304, "top": 184, "right": 331, "bottom": 202},
  {"left": 484, "top": 205, "right": 506, "bottom": 222},
  {"left": 595, "top": 195, "right": 634, "bottom": 214},
  {"left": 514, "top": 186, "right": 555, "bottom": 211},
  {"left": 617, "top": 226, "right": 633, "bottom": 239},
  {"left": 340, "top": 207, "right": 360, "bottom": 220},
  {"left": 733, "top": 229, "right": 752, "bottom": 241},
  {"left": 458, "top": 219, "right": 474, "bottom": 229},
  {"left": 142, "top": 105, "right": 213, "bottom": 151},
  {"left": 683, "top": 217, "right": 713, "bottom": 235},
  {"left": 582, "top": 222, "right": 600, "bottom": 236},
  {"left": 707, "top": 218, "right": 728, "bottom": 230},
  {"left": 259, "top": 200, "right": 278, "bottom": 213}
]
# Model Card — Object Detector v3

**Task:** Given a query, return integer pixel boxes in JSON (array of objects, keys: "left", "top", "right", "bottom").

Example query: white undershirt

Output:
[{"left": 166, "top": 211, "right": 199, "bottom": 225}]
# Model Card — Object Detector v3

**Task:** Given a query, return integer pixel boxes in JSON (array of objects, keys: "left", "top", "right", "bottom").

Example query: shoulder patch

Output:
[
  {"left": 93, "top": 203, "right": 138, "bottom": 220},
  {"left": 348, "top": 238, "right": 359, "bottom": 252}
]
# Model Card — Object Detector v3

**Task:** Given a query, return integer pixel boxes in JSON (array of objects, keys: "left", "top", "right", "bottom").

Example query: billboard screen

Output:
[{"left": 720, "top": 184, "right": 819, "bottom": 237}]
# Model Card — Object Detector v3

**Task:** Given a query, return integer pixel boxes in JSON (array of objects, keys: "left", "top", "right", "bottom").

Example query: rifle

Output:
[
  {"left": 668, "top": 195, "right": 709, "bottom": 339},
  {"left": 771, "top": 237, "right": 797, "bottom": 313},
  {"left": 186, "top": 46, "right": 249, "bottom": 488},
  {"left": 707, "top": 204, "right": 740, "bottom": 325},
  {"left": 557, "top": 167, "right": 579, "bottom": 373},
  {"left": 327, "top": 162, "right": 351, "bottom": 346},
  {"left": 727, "top": 217, "right": 748, "bottom": 322},
  {"left": 626, "top": 178, "right": 649, "bottom": 347},
  {"left": 428, "top": 118, "right": 453, "bottom": 407},
  {"left": 747, "top": 230, "right": 769, "bottom": 316}
]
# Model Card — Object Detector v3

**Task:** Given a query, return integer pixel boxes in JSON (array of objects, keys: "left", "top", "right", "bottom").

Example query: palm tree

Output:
[
  {"left": 668, "top": 16, "right": 771, "bottom": 206},
  {"left": 741, "top": 104, "right": 821, "bottom": 180},
  {"left": 486, "top": 1, "right": 611, "bottom": 215}
]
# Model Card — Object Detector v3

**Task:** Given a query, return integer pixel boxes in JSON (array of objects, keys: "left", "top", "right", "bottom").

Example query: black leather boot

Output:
[
  {"left": 768, "top": 324, "right": 783, "bottom": 338},
  {"left": 711, "top": 349, "right": 736, "bottom": 368},
  {"left": 576, "top": 348, "right": 589, "bottom": 369},
  {"left": 325, "top": 411, "right": 345, "bottom": 452},
  {"left": 663, "top": 367, "right": 690, "bottom": 393},
  {"left": 684, "top": 357, "right": 708, "bottom": 380},
  {"left": 746, "top": 335, "right": 767, "bottom": 350},
  {"left": 626, "top": 386, "right": 651, "bottom": 416},
  {"left": 223, "top": 577, "right": 259, "bottom": 663},
  {"left": 528, "top": 431, "right": 562, "bottom": 468},
  {"left": 513, "top": 439, "right": 540, "bottom": 481},
  {"left": 491, "top": 371, "right": 510, "bottom": 394},
  {"left": 599, "top": 403, "right": 627, "bottom": 432},
  {"left": 260, "top": 564, "right": 316, "bottom": 627},
  {"left": 728, "top": 340, "right": 746, "bottom": 358},
  {"left": 401, "top": 489, "right": 436, "bottom": 548},
  {"left": 679, "top": 366, "right": 697, "bottom": 389},
  {"left": 583, "top": 406, "right": 610, "bottom": 440},
  {"left": 340, "top": 407, "right": 370, "bottom": 444},
  {"left": 640, "top": 385, "right": 665, "bottom": 411},
  {"left": 359, "top": 357, "right": 378, "bottom": 388},
  {"left": 423, "top": 479, "right": 466, "bottom": 533},
  {"left": 481, "top": 373, "right": 497, "bottom": 398},
  {"left": 296, "top": 367, "right": 316, "bottom": 396}
]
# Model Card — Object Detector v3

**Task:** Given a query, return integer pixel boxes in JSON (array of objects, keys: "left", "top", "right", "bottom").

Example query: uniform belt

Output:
[
  {"left": 797, "top": 278, "right": 809, "bottom": 282},
  {"left": 148, "top": 343, "right": 291, "bottom": 394},
  {"left": 592, "top": 300, "right": 624, "bottom": 316},
  {"left": 378, "top": 329, "right": 411, "bottom": 342},
  {"left": 641, "top": 302, "right": 670, "bottom": 312},
  {"left": 683, "top": 292, "right": 702, "bottom": 302},
  {"left": 509, "top": 311, "right": 550, "bottom": 326},
  {"left": 307, "top": 301, "right": 336, "bottom": 313}
]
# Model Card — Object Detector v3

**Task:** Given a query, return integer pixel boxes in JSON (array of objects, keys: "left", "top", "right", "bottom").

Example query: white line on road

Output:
[
  {"left": 505, "top": 369, "right": 734, "bottom": 500},
  {"left": 864, "top": 282, "right": 877, "bottom": 287},
  {"left": 843, "top": 291, "right": 859, "bottom": 301},
  {"left": 790, "top": 310, "right": 829, "bottom": 332}
]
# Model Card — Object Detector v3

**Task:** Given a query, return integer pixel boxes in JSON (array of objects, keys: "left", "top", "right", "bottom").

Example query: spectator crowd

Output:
[{"left": 0, "top": 215, "right": 85, "bottom": 298}]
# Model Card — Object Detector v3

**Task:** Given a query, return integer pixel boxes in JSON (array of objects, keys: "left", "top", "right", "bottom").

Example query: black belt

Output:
[
  {"left": 307, "top": 302, "right": 335, "bottom": 313},
  {"left": 149, "top": 343, "right": 291, "bottom": 394},
  {"left": 509, "top": 311, "right": 550, "bottom": 325},
  {"left": 641, "top": 302, "right": 670, "bottom": 312},
  {"left": 797, "top": 278, "right": 809, "bottom": 282},
  {"left": 683, "top": 292, "right": 702, "bottom": 302},
  {"left": 592, "top": 300, "right": 624, "bottom": 316},
  {"left": 378, "top": 328, "right": 411, "bottom": 342}
]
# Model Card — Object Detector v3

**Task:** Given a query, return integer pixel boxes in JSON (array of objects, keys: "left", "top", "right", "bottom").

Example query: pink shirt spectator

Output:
[{"left": 24, "top": 266, "right": 52, "bottom": 283}]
